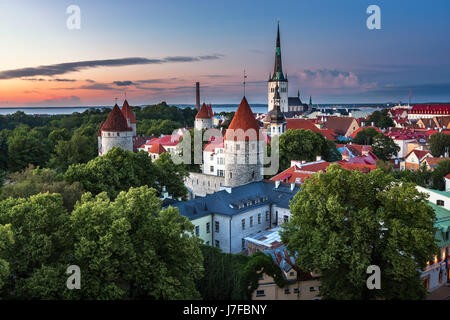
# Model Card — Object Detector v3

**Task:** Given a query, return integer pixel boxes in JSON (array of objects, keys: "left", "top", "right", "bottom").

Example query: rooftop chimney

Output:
[{"left": 196, "top": 82, "right": 200, "bottom": 111}]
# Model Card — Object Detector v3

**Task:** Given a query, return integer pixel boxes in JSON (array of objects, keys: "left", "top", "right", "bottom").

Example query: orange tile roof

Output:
[
  {"left": 148, "top": 142, "right": 167, "bottom": 154},
  {"left": 286, "top": 119, "right": 336, "bottom": 140},
  {"left": 225, "top": 97, "right": 261, "bottom": 141}
]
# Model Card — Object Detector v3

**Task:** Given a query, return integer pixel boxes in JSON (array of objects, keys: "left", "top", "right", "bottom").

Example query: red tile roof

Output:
[
  {"left": 405, "top": 149, "right": 431, "bottom": 161},
  {"left": 101, "top": 105, "right": 133, "bottom": 132},
  {"left": 322, "top": 117, "right": 357, "bottom": 136},
  {"left": 225, "top": 97, "right": 261, "bottom": 141},
  {"left": 195, "top": 103, "right": 214, "bottom": 119},
  {"left": 121, "top": 100, "right": 136, "bottom": 124},
  {"left": 148, "top": 142, "right": 167, "bottom": 154},
  {"left": 445, "top": 174, "right": 450, "bottom": 179},
  {"left": 410, "top": 104, "right": 450, "bottom": 115},
  {"left": 286, "top": 119, "right": 337, "bottom": 140}
]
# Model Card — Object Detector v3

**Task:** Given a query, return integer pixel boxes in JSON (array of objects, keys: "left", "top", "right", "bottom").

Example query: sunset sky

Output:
[{"left": 1, "top": 0, "right": 450, "bottom": 107}]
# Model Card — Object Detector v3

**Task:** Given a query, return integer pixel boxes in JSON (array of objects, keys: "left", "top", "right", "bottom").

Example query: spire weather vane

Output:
[{"left": 243, "top": 69, "right": 247, "bottom": 97}]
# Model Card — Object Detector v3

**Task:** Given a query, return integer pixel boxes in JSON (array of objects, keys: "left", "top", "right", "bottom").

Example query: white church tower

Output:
[{"left": 268, "top": 22, "right": 288, "bottom": 113}]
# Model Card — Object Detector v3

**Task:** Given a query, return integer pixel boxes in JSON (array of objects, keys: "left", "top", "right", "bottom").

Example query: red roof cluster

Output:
[
  {"left": 195, "top": 103, "right": 214, "bottom": 119},
  {"left": 101, "top": 105, "right": 133, "bottom": 132},
  {"left": 410, "top": 104, "right": 450, "bottom": 115},
  {"left": 225, "top": 97, "right": 261, "bottom": 141},
  {"left": 286, "top": 119, "right": 336, "bottom": 140},
  {"left": 271, "top": 159, "right": 376, "bottom": 184}
]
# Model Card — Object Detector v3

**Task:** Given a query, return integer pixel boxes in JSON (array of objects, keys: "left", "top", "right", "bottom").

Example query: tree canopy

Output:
[
  {"left": 429, "top": 132, "right": 450, "bottom": 158},
  {"left": 365, "top": 109, "right": 394, "bottom": 129},
  {"left": 281, "top": 165, "right": 438, "bottom": 300},
  {"left": 65, "top": 147, "right": 187, "bottom": 200},
  {"left": 279, "top": 129, "right": 340, "bottom": 171},
  {"left": 371, "top": 133, "right": 400, "bottom": 161},
  {"left": 353, "top": 128, "right": 380, "bottom": 145}
]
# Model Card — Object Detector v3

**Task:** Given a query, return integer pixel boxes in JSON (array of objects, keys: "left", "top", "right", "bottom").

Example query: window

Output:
[
  {"left": 242, "top": 238, "right": 245, "bottom": 250},
  {"left": 283, "top": 215, "right": 289, "bottom": 223},
  {"left": 206, "top": 241, "right": 210, "bottom": 245},
  {"left": 236, "top": 144, "right": 240, "bottom": 151},
  {"left": 195, "top": 226, "right": 199, "bottom": 237},
  {"left": 215, "top": 221, "right": 220, "bottom": 233},
  {"left": 258, "top": 273, "right": 264, "bottom": 280},
  {"left": 437, "top": 200, "right": 445, "bottom": 206},
  {"left": 242, "top": 219, "right": 245, "bottom": 230},
  {"left": 210, "top": 166, "right": 214, "bottom": 173},
  {"left": 215, "top": 240, "right": 220, "bottom": 248},
  {"left": 258, "top": 213, "right": 261, "bottom": 224},
  {"left": 266, "top": 212, "right": 269, "bottom": 221},
  {"left": 289, "top": 271, "right": 295, "bottom": 276},
  {"left": 256, "top": 290, "right": 265, "bottom": 297},
  {"left": 284, "top": 289, "right": 291, "bottom": 294},
  {"left": 206, "top": 222, "right": 210, "bottom": 234},
  {"left": 309, "top": 287, "right": 316, "bottom": 292},
  {"left": 250, "top": 217, "right": 253, "bottom": 227},
  {"left": 117, "top": 132, "right": 120, "bottom": 136},
  {"left": 293, "top": 288, "right": 300, "bottom": 294}
]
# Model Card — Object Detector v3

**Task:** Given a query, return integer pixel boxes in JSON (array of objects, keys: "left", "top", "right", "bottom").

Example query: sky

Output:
[{"left": 1, "top": 0, "right": 450, "bottom": 107}]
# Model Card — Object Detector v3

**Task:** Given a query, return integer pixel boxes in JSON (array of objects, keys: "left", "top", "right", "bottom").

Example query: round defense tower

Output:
[
  {"left": 224, "top": 97, "right": 263, "bottom": 187},
  {"left": 99, "top": 104, "right": 133, "bottom": 155}
]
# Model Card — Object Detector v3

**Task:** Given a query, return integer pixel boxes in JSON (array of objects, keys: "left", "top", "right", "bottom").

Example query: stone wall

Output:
[
  {"left": 184, "top": 172, "right": 225, "bottom": 198},
  {"left": 101, "top": 131, "right": 134, "bottom": 154}
]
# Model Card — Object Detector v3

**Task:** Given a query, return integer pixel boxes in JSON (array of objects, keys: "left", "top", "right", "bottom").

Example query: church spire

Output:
[{"left": 271, "top": 21, "right": 286, "bottom": 81}]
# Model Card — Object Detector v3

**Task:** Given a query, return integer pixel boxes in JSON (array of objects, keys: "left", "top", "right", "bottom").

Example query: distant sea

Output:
[{"left": 0, "top": 103, "right": 390, "bottom": 116}]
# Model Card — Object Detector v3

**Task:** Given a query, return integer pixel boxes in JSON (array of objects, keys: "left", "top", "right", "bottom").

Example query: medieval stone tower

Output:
[
  {"left": 268, "top": 22, "right": 288, "bottom": 113},
  {"left": 194, "top": 103, "right": 214, "bottom": 130},
  {"left": 224, "top": 97, "right": 263, "bottom": 187},
  {"left": 98, "top": 104, "right": 133, "bottom": 155}
]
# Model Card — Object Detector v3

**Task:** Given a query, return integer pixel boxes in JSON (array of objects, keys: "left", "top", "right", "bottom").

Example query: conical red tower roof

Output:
[
  {"left": 121, "top": 99, "right": 136, "bottom": 124},
  {"left": 225, "top": 97, "right": 261, "bottom": 141},
  {"left": 196, "top": 102, "right": 214, "bottom": 119},
  {"left": 101, "top": 105, "right": 132, "bottom": 132}
]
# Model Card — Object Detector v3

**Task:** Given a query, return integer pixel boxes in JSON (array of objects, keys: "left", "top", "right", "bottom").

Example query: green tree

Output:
[
  {"left": 366, "top": 109, "right": 394, "bottom": 129},
  {"left": 65, "top": 147, "right": 187, "bottom": 199},
  {"left": 7, "top": 126, "right": 51, "bottom": 172},
  {"left": 353, "top": 128, "right": 380, "bottom": 145},
  {"left": 153, "top": 152, "right": 188, "bottom": 200},
  {"left": 0, "top": 193, "right": 73, "bottom": 299},
  {"left": 431, "top": 159, "right": 450, "bottom": 190},
  {"left": 196, "top": 245, "right": 249, "bottom": 300},
  {"left": 279, "top": 129, "right": 338, "bottom": 171},
  {"left": 0, "top": 130, "right": 10, "bottom": 172},
  {"left": 50, "top": 133, "right": 97, "bottom": 171},
  {"left": 0, "top": 165, "right": 84, "bottom": 211},
  {"left": 70, "top": 186, "right": 204, "bottom": 299},
  {"left": 0, "top": 224, "right": 13, "bottom": 290},
  {"left": 429, "top": 133, "right": 450, "bottom": 157},
  {"left": 281, "top": 165, "right": 438, "bottom": 300},
  {"left": 371, "top": 133, "right": 400, "bottom": 161}
]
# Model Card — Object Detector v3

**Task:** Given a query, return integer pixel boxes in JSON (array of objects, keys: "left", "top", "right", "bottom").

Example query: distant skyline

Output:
[{"left": 1, "top": 0, "right": 450, "bottom": 107}]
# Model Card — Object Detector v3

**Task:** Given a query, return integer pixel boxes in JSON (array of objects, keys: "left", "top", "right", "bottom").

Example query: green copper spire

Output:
[{"left": 271, "top": 21, "right": 286, "bottom": 82}]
